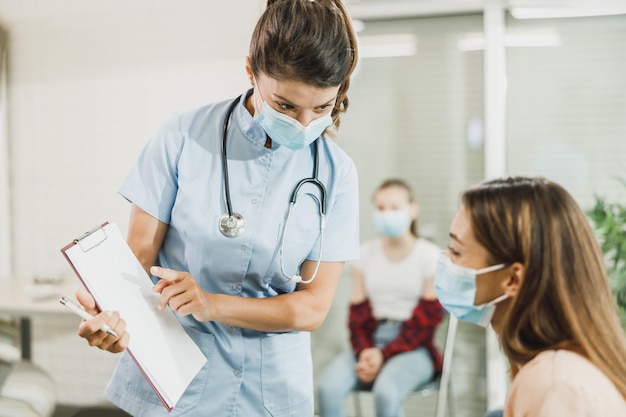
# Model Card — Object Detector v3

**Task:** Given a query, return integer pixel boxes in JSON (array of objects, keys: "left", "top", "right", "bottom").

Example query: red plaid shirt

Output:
[{"left": 348, "top": 298, "right": 444, "bottom": 373}]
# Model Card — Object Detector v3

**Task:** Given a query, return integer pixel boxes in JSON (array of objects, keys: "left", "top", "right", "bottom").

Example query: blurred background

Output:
[{"left": 0, "top": 1, "right": 624, "bottom": 416}]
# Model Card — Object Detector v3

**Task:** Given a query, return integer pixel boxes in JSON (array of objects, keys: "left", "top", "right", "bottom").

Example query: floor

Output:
[{"left": 52, "top": 404, "right": 131, "bottom": 417}]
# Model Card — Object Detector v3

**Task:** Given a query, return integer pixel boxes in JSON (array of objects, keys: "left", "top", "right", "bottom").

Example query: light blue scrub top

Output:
[{"left": 105, "top": 90, "right": 360, "bottom": 417}]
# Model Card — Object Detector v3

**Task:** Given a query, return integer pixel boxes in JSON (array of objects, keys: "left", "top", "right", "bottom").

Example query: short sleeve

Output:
[
  {"left": 420, "top": 240, "right": 441, "bottom": 278},
  {"left": 118, "top": 114, "right": 184, "bottom": 224},
  {"left": 351, "top": 239, "right": 377, "bottom": 273}
]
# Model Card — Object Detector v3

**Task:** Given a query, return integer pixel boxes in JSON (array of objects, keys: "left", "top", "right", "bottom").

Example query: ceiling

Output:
[
  {"left": 0, "top": 0, "right": 623, "bottom": 27},
  {"left": 346, "top": 0, "right": 626, "bottom": 20}
]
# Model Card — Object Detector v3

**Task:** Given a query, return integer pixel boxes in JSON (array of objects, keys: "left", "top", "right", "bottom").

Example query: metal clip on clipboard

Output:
[{"left": 73, "top": 222, "right": 109, "bottom": 252}]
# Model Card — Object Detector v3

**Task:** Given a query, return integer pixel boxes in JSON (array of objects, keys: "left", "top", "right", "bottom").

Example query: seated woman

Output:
[
  {"left": 317, "top": 179, "right": 443, "bottom": 417},
  {"left": 435, "top": 176, "right": 626, "bottom": 416}
]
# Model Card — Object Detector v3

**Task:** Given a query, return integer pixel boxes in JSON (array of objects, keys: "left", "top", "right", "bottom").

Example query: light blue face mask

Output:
[
  {"left": 372, "top": 209, "right": 411, "bottom": 238},
  {"left": 254, "top": 101, "right": 333, "bottom": 150},
  {"left": 434, "top": 252, "right": 508, "bottom": 328}
]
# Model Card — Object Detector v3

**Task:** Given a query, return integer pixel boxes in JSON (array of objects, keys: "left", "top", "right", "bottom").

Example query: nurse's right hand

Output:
[{"left": 75, "top": 288, "right": 130, "bottom": 353}]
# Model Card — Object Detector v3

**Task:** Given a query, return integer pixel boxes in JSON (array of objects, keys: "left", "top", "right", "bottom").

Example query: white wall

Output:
[
  {"left": 4, "top": 0, "right": 262, "bottom": 279},
  {"left": 0, "top": 29, "right": 10, "bottom": 280},
  {"left": 0, "top": 0, "right": 263, "bottom": 404}
]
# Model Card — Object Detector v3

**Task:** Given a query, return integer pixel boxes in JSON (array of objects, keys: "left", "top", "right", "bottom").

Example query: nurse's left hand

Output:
[{"left": 151, "top": 266, "right": 214, "bottom": 322}]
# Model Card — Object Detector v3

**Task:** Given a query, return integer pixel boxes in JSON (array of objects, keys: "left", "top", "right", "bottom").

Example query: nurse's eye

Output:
[
  {"left": 317, "top": 104, "right": 332, "bottom": 111},
  {"left": 278, "top": 102, "right": 294, "bottom": 111}
]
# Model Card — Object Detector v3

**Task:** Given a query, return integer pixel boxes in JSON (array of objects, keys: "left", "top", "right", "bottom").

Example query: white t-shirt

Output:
[{"left": 352, "top": 238, "right": 440, "bottom": 321}]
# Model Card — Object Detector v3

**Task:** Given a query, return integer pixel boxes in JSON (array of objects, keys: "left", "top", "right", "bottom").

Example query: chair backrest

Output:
[
  {"left": 412, "top": 313, "right": 457, "bottom": 396},
  {"left": 434, "top": 314, "right": 458, "bottom": 417}
]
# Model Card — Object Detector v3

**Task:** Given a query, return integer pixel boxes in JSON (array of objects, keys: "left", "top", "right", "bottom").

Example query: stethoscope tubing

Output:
[
  {"left": 220, "top": 94, "right": 327, "bottom": 283},
  {"left": 221, "top": 95, "right": 243, "bottom": 219}
]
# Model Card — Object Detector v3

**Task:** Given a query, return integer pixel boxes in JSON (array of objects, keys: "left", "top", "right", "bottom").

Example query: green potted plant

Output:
[{"left": 586, "top": 179, "right": 626, "bottom": 329}]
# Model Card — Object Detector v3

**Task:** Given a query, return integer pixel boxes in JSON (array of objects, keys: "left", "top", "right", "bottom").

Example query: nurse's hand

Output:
[
  {"left": 75, "top": 288, "right": 129, "bottom": 353},
  {"left": 151, "top": 266, "right": 214, "bottom": 322}
]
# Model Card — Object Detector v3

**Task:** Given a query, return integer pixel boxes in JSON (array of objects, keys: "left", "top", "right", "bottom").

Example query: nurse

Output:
[{"left": 74, "top": 1, "right": 360, "bottom": 416}]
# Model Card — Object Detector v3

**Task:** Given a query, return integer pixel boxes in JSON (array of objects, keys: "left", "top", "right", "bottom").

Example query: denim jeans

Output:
[{"left": 316, "top": 320, "right": 435, "bottom": 417}]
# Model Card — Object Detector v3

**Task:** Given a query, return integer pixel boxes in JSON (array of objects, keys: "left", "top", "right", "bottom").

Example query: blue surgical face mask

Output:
[
  {"left": 254, "top": 101, "right": 333, "bottom": 150},
  {"left": 372, "top": 209, "right": 411, "bottom": 238},
  {"left": 434, "top": 252, "right": 508, "bottom": 328}
]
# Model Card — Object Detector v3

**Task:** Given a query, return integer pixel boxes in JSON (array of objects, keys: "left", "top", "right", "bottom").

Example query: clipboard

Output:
[{"left": 61, "top": 222, "right": 207, "bottom": 412}]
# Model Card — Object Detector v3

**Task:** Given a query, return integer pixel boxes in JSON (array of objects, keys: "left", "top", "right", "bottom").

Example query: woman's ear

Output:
[
  {"left": 502, "top": 262, "right": 525, "bottom": 297},
  {"left": 245, "top": 56, "right": 254, "bottom": 85}
]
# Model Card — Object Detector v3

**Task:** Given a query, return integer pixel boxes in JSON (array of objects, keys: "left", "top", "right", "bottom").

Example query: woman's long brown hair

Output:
[{"left": 463, "top": 176, "right": 626, "bottom": 398}]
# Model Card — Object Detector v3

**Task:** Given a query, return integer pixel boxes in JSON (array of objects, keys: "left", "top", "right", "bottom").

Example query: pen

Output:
[{"left": 59, "top": 296, "right": 119, "bottom": 338}]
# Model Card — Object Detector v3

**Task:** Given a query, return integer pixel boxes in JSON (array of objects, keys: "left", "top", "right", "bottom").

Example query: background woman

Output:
[{"left": 317, "top": 179, "right": 443, "bottom": 417}]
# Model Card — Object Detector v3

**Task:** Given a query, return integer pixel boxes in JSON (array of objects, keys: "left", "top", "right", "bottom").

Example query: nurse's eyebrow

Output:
[{"left": 274, "top": 94, "right": 336, "bottom": 108}]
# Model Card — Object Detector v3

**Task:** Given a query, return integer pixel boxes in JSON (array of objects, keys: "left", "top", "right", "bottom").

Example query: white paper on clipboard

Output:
[{"left": 61, "top": 222, "right": 207, "bottom": 411}]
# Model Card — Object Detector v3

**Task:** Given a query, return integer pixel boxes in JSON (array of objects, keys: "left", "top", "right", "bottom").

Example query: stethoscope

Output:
[{"left": 218, "top": 95, "right": 327, "bottom": 284}]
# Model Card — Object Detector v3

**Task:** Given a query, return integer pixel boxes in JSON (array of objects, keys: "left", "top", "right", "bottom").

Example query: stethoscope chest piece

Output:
[{"left": 219, "top": 212, "right": 246, "bottom": 237}]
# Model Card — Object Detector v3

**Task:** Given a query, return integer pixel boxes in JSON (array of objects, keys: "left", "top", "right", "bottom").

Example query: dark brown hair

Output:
[
  {"left": 462, "top": 176, "right": 626, "bottom": 398},
  {"left": 374, "top": 178, "right": 419, "bottom": 237},
  {"left": 249, "top": 0, "right": 358, "bottom": 129}
]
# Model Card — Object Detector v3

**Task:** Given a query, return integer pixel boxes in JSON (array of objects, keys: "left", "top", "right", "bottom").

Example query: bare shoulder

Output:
[{"left": 506, "top": 350, "right": 626, "bottom": 417}]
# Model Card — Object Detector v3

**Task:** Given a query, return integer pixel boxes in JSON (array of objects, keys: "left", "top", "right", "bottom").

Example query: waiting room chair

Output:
[
  {"left": 0, "top": 318, "right": 56, "bottom": 417},
  {"left": 352, "top": 315, "right": 458, "bottom": 417}
]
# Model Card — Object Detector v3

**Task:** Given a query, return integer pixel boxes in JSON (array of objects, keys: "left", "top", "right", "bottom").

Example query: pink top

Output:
[{"left": 505, "top": 350, "right": 626, "bottom": 417}]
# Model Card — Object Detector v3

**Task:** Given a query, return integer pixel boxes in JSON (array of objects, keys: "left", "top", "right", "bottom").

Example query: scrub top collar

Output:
[{"left": 234, "top": 88, "right": 282, "bottom": 150}]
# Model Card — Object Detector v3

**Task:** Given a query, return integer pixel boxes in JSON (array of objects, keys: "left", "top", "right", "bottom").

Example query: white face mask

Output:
[
  {"left": 434, "top": 252, "right": 508, "bottom": 328},
  {"left": 372, "top": 209, "right": 411, "bottom": 237},
  {"left": 253, "top": 88, "right": 333, "bottom": 150}
]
